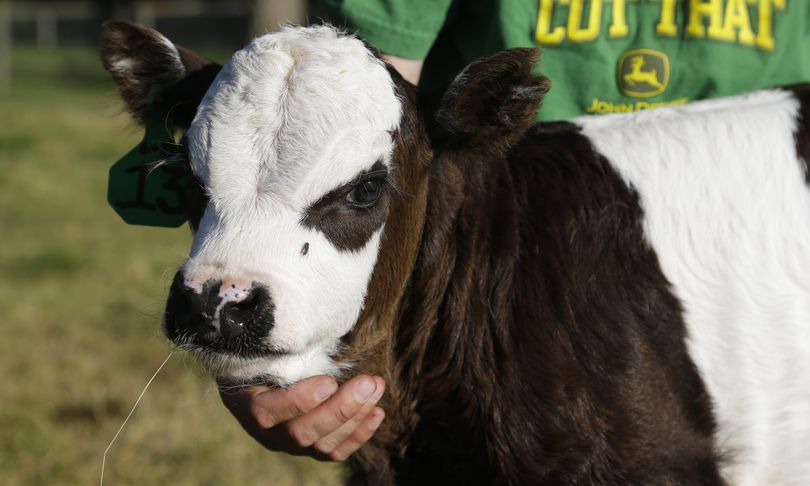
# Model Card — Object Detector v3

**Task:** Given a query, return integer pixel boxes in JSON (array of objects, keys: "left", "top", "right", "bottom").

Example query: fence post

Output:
[{"left": 36, "top": 5, "right": 58, "bottom": 48}]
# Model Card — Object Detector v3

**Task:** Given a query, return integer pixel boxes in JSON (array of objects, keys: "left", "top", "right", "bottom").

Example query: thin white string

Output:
[{"left": 99, "top": 351, "right": 174, "bottom": 486}]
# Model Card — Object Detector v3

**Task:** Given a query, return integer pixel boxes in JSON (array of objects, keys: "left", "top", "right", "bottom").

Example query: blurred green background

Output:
[{"left": 0, "top": 1, "right": 342, "bottom": 484}]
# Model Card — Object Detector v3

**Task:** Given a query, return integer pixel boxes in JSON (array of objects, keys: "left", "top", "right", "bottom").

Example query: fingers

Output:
[
  {"left": 218, "top": 375, "right": 338, "bottom": 432},
  {"left": 327, "top": 407, "right": 386, "bottom": 461},
  {"left": 285, "top": 375, "right": 385, "bottom": 450},
  {"left": 219, "top": 374, "right": 387, "bottom": 461},
  {"left": 249, "top": 376, "right": 339, "bottom": 428},
  {"left": 310, "top": 378, "right": 385, "bottom": 458}
]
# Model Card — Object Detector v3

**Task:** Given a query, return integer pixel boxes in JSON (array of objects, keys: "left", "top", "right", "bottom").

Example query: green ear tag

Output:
[{"left": 108, "top": 108, "right": 192, "bottom": 227}]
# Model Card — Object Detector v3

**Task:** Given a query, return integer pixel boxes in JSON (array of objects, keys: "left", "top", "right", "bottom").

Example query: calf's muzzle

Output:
[{"left": 163, "top": 271, "right": 275, "bottom": 355}]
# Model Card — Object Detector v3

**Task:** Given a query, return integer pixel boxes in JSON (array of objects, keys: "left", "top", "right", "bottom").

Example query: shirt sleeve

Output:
[{"left": 320, "top": 0, "right": 453, "bottom": 60}]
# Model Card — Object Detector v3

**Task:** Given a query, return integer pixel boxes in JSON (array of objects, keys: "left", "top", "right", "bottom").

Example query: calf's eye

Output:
[{"left": 346, "top": 178, "right": 384, "bottom": 208}]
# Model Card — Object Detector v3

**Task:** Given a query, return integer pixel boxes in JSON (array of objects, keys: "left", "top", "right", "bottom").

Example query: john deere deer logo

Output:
[{"left": 618, "top": 49, "right": 669, "bottom": 98}]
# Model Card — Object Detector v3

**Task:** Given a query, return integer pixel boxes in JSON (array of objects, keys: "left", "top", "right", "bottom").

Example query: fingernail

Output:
[
  {"left": 314, "top": 380, "right": 338, "bottom": 401},
  {"left": 372, "top": 381, "right": 385, "bottom": 401},
  {"left": 367, "top": 411, "right": 385, "bottom": 430},
  {"left": 353, "top": 379, "right": 377, "bottom": 403}
]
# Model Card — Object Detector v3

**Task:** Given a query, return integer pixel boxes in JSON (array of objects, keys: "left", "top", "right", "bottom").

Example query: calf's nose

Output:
[{"left": 165, "top": 272, "right": 272, "bottom": 343}]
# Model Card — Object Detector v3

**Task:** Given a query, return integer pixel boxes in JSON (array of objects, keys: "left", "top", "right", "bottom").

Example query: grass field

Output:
[{"left": 0, "top": 47, "right": 342, "bottom": 485}]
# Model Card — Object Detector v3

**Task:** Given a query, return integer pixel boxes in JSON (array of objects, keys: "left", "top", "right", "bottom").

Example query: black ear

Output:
[
  {"left": 434, "top": 48, "right": 549, "bottom": 148},
  {"left": 100, "top": 20, "right": 222, "bottom": 127}
]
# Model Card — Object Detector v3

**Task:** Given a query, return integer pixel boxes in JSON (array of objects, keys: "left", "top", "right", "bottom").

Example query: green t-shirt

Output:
[{"left": 322, "top": 0, "right": 810, "bottom": 121}]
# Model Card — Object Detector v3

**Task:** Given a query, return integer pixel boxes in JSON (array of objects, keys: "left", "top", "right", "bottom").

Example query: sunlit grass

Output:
[{"left": 0, "top": 47, "right": 342, "bottom": 485}]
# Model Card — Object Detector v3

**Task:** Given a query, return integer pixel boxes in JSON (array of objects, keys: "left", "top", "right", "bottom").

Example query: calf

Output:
[{"left": 101, "top": 21, "right": 810, "bottom": 485}]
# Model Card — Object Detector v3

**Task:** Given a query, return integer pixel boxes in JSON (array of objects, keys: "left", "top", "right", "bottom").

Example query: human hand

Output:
[
  {"left": 382, "top": 54, "right": 424, "bottom": 86},
  {"left": 219, "top": 375, "right": 386, "bottom": 461}
]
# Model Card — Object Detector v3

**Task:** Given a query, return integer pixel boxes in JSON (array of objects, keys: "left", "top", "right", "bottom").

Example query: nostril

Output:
[
  {"left": 220, "top": 285, "right": 270, "bottom": 339},
  {"left": 181, "top": 285, "right": 204, "bottom": 316},
  {"left": 220, "top": 315, "right": 246, "bottom": 339},
  {"left": 165, "top": 276, "right": 224, "bottom": 338},
  {"left": 222, "top": 287, "right": 260, "bottom": 318},
  {"left": 231, "top": 287, "right": 259, "bottom": 311}
]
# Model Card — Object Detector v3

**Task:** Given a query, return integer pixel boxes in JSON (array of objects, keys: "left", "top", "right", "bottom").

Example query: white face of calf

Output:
[{"left": 164, "top": 26, "right": 401, "bottom": 385}]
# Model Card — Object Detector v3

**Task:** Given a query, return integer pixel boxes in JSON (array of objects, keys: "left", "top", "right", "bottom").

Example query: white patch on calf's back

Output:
[{"left": 578, "top": 89, "right": 810, "bottom": 485}]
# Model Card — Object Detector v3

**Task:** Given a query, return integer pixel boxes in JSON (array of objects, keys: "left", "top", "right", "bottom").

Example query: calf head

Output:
[{"left": 102, "top": 21, "right": 546, "bottom": 387}]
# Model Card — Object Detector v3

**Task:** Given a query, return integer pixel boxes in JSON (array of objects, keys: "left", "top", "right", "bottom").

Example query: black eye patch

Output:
[{"left": 301, "top": 161, "right": 390, "bottom": 251}]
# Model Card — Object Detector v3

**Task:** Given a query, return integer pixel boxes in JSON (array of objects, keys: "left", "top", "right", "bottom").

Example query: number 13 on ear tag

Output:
[{"left": 108, "top": 108, "right": 192, "bottom": 227}]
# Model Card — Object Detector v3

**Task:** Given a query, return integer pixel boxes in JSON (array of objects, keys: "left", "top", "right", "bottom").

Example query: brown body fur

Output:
[{"left": 339, "top": 55, "right": 723, "bottom": 484}]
